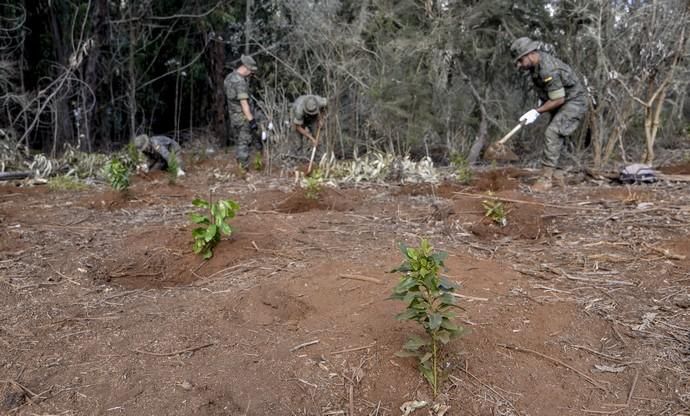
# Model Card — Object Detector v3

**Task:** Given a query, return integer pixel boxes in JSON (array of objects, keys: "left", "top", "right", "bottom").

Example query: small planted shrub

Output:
[
  {"left": 390, "top": 239, "right": 463, "bottom": 397},
  {"left": 126, "top": 143, "right": 142, "bottom": 168},
  {"left": 450, "top": 153, "right": 473, "bottom": 184},
  {"left": 482, "top": 199, "right": 507, "bottom": 226},
  {"left": 104, "top": 157, "right": 130, "bottom": 191},
  {"left": 190, "top": 197, "right": 240, "bottom": 259},
  {"left": 253, "top": 153, "right": 264, "bottom": 171},
  {"left": 167, "top": 150, "right": 180, "bottom": 183},
  {"left": 303, "top": 168, "right": 323, "bottom": 200}
]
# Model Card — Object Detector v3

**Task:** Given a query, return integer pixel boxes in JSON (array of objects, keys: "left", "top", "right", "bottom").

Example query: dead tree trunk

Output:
[{"left": 208, "top": 36, "right": 227, "bottom": 144}]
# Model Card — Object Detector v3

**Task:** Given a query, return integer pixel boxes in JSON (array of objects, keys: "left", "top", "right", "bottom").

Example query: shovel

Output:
[
  {"left": 483, "top": 121, "right": 525, "bottom": 161},
  {"left": 306, "top": 121, "right": 323, "bottom": 175}
]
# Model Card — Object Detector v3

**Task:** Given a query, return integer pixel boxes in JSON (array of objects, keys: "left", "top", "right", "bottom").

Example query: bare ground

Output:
[{"left": 1, "top": 157, "right": 689, "bottom": 416}]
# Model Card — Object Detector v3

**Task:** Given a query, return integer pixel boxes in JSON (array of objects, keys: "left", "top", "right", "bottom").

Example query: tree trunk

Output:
[
  {"left": 47, "top": 4, "right": 73, "bottom": 153},
  {"left": 467, "top": 108, "right": 488, "bottom": 164},
  {"left": 83, "top": 0, "right": 109, "bottom": 150},
  {"left": 208, "top": 37, "right": 227, "bottom": 143},
  {"left": 128, "top": 12, "right": 137, "bottom": 140}
]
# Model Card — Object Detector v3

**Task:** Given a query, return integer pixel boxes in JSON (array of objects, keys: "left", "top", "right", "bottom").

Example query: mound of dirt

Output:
[
  {"left": 79, "top": 189, "right": 137, "bottom": 210},
  {"left": 395, "top": 181, "right": 466, "bottom": 198},
  {"left": 659, "top": 161, "right": 690, "bottom": 174},
  {"left": 275, "top": 188, "right": 353, "bottom": 213},
  {"left": 469, "top": 197, "right": 545, "bottom": 240},
  {"left": 98, "top": 212, "right": 282, "bottom": 289},
  {"left": 472, "top": 168, "right": 529, "bottom": 192},
  {"left": 237, "top": 286, "right": 314, "bottom": 325}
]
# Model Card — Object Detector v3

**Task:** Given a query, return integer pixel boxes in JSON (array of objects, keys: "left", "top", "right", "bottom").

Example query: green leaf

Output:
[
  {"left": 192, "top": 228, "right": 206, "bottom": 238},
  {"left": 438, "top": 292, "right": 455, "bottom": 306},
  {"left": 391, "top": 262, "right": 412, "bottom": 273},
  {"left": 420, "top": 352, "right": 433, "bottom": 363},
  {"left": 204, "top": 224, "right": 217, "bottom": 242},
  {"left": 439, "top": 276, "right": 457, "bottom": 291},
  {"left": 395, "top": 309, "right": 420, "bottom": 321},
  {"left": 428, "top": 313, "right": 442, "bottom": 331},
  {"left": 228, "top": 200, "right": 240, "bottom": 213},
  {"left": 220, "top": 222, "right": 232, "bottom": 235},
  {"left": 402, "top": 291, "right": 419, "bottom": 306},
  {"left": 420, "top": 365, "right": 436, "bottom": 389},
  {"left": 397, "top": 242, "right": 408, "bottom": 257},
  {"left": 203, "top": 249, "right": 213, "bottom": 259},
  {"left": 402, "top": 336, "right": 429, "bottom": 351},
  {"left": 436, "top": 330, "right": 451, "bottom": 344},
  {"left": 190, "top": 213, "right": 210, "bottom": 224},
  {"left": 192, "top": 198, "right": 209, "bottom": 208},
  {"left": 432, "top": 251, "right": 448, "bottom": 264},
  {"left": 441, "top": 320, "right": 460, "bottom": 332},
  {"left": 393, "top": 276, "right": 418, "bottom": 293}
]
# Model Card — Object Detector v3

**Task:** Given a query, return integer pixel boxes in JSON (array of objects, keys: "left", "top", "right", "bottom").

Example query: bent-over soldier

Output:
[
  {"left": 511, "top": 37, "right": 588, "bottom": 191},
  {"left": 134, "top": 134, "right": 185, "bottom": 176}
]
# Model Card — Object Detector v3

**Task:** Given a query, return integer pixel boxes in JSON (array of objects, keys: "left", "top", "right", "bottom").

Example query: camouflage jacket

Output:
[
  {"left": 530, "top": 53, "right": 587, "bottom": 104},
  {"left": 144, "top": 135, "right": 182, "bottom": 167},
  {"left": 223, "top": 71, "right": 250, "bottom": 117}
]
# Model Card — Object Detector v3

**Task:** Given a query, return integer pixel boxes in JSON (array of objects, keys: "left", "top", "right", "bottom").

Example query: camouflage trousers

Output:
[
  {"left": 230, "top": 115, "right": 262, "bottom": 167},
  {"left": 542, "top": 99, "right": 587, "bottom": 168}
]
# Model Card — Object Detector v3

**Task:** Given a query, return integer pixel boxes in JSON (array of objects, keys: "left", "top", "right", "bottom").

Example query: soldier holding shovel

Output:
[
  {"left": 510, "top": 37, "right": 588, "bottom": 191},
  {"left": 291, "top": 94, "right": 328, "bottom": 174}
]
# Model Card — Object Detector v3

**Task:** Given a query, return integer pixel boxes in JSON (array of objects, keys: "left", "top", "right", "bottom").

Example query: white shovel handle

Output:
[{"left": 497, "top": 122, "right": 525, "bottom": 145}]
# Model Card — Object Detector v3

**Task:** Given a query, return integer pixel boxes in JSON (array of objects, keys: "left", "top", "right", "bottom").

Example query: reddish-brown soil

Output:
[{"left": 1, "top": 159, "right": 688, "bottom": 415}]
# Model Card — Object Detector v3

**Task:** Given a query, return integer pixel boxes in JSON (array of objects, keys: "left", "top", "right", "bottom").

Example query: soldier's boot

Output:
[
  {"left": 532, "top": 167, "right": 554, "bottom": 192},
  {"left": 553, "top": 170, "right": 566, "bottom": 189}
]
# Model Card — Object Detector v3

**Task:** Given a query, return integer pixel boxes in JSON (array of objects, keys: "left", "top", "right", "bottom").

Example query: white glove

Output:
[
  {"left": 519, "top": 109, "right": 540, "bottom": 125},
  {"left": 267, "top": 121, "right": 274, "bottom": 131},
  {"left": 177, "top": 168, "right": 186, "bottom": 177},
  {"left": 261, "top": 131, "right": 268, "bottom": 142}
]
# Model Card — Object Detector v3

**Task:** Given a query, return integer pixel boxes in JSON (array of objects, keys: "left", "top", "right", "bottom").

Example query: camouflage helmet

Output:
[
  {"left": 240, "top": 54, "right": 258, "bottom": 73},
  {"left": 134, "top": 134, "right": 149, "bottom": 150},
  {"left": 511, "top": 37, "right": 540, "bottom": 62},
  {"left": 304, "top": 95, "right": 327, "bottom": 115}
]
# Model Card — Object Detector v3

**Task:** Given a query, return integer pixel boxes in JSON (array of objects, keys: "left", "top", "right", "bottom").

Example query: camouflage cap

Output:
[
  {"left": 240, "top": 54, "right": 258, "bottom": 72},
  {"left": 511, "top": 37, "right": 540, "bottom": 62},
  {"left": 134, "top": 134, "right": 149, "bottom": 150},
  {"left": 304, "top": 95, "right": 327, "bottom": 115}
]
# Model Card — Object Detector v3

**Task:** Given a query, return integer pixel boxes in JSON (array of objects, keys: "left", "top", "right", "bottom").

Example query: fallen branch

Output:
[
  {"left": 132, "top": 343, "right": 214, "bottom": 357},
  {"left": 290, "top": 339, "right": 319, "bottom": 352},
  {"left": 331, "top": 342, "right": 376, "bottom": 355},
  {"left": 453, "top": 191, "right": 601, "bottom": 211},
  {"left": 339, "top": 274, "right": 382, "bottom": 284},
  {"left": 642, "top": 243, "right": 686, "bottom": 260},
  {"left": 451, "top": 293, "right": 489, "bottom": 302}
]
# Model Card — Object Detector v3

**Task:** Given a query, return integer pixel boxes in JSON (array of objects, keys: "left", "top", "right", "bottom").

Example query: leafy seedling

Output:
[
  {"left": 125, "top": 142, "right": 142, "bottom": 169},
  {"left": 390, "top": 239, "right": 463, "bottom": 397},
  {"left": 450, "top": 153, "right": 472, "bottom": 184},
  {"left": 253, "top": 153, "right": 264, "bottom": 171},
  {"left": 304, "top": 168, "right": 322, "bottom": 200},
  {"left": 167, "top": 150, "right": 180, "bottom": 183},
  {"left": 104, "top": 157, "right": 130, "bottom": 191},
  {"left": 482, "top": 199, "right": 508, "bottom": 226},
  {"left": 190, "top": 197, "right": 240, "bottom": 259}
]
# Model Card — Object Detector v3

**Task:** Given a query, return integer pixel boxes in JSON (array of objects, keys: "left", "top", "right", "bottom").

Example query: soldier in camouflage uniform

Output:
[
  {"left": 224, "top": 54, "right": 259, "bottom": 169},
  {"left": 292, "top": 95, "right": 328, "bottom": 147},
  {"left": 134, "top": 134, "right": 185, "bottom": 176},
  {"left": 511, "top": 37, "right": 588, "bottom": 191}
]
